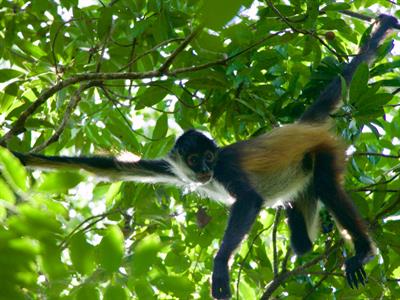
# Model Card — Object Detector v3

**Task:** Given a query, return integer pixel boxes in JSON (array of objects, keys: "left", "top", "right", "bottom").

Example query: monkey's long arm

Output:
[
  {"left": 300, "top": 14, "right": 398, "bottom": 122},
  {"left": 12, "top": 152, "right": 179, "bottom": 184}
]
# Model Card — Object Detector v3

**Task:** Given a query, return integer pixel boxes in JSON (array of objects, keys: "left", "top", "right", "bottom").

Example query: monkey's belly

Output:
[{"left": 248, "top": 165, "right": 312, "bottom": 206}]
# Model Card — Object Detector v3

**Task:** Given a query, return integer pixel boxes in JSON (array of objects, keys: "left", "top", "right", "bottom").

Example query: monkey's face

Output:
[
  {"left": 172, "top": 129, "right": 218, "bottom": 184},
  {"left": 185, "top": 149, "right": 216, "bottom": 183}
]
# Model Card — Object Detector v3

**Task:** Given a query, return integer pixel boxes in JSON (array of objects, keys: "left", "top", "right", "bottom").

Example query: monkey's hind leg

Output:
[
  {"left": 286, "top": 186, "right": 319, "bottom": 256},
  {"left": 313, "top": 151, "right": 374, "bottom": 288}
]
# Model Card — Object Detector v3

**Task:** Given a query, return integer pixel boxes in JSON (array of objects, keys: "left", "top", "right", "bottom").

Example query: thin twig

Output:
[
  {"left": 236, "top": 226, "right": 272, "bottom": 300},
  {"left": 158, "top": 27, "right": 202, "bottom": 73},
  {"left": 303, "top": 274, "right": 329, "bottom": 299},
  {"left": 30, "top": 81, "right": 100, "bottom": 153},
  {"left": 59, "top": 209, "right": 122, "bottom": 249},
  {"left": 99, "top": 85, "right": 160, "bottom": 141},
  {"left": 260, "top": 242, "right": 343, "bottom": 300},
  {"left": 266, "top": 0, "right": 344, "bottom": 59},
  {"left": 374, "top": 193, "right": 400, "bottom": 222},
  {"left": 127, "top": 38, "right": 138, "bottom": 93},
  {"left": 119, "top": 37, "right": 185, "bottom": 72},
  {"left": 354, "top": 152, "right": 400, "bottom": 159},
  {"left": 351, "top": 188, "right": 400, "bottom": 193},
  {"left": 281, "top": 246, "right": 291, "bottom": 273},
  {"left": 349, "top": 172, "right": 400, "bottom": 192},
  {"left": 167, "top": 30, "right": 287, "bottom": 76},
  {"left": 96, "top": 22, "right": 114, "bottom": 72}
]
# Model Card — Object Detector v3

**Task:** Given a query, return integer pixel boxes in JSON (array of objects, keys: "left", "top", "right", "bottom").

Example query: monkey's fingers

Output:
[{"left": 356, "top": 268, "right": 366, "bottom": 287}]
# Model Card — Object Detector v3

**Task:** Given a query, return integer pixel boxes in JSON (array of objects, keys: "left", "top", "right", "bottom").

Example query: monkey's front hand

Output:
[
  {"left": 212, "top": 262, "right": 231, "bottom": 299},
  {"left": 345, "top": 256, "right": 367, "bottom": 289}
]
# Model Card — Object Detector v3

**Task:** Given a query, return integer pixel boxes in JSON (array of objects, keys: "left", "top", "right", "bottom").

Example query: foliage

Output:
[{"left": 0, "top": 0, "right": 400, "bottom": 299}]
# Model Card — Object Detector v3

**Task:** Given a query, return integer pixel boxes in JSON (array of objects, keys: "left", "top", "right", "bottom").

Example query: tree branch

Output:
[
  {"left": 338, "top": 10, "right": 373, "bottom": 22},
  {"left": 1, "top": 31, "right": 284, "bottom": 144}
]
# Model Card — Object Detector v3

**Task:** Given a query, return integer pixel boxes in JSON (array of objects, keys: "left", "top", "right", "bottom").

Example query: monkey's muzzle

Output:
[{"left": 196, "top": 172, "right": 213, "bottom": 183}]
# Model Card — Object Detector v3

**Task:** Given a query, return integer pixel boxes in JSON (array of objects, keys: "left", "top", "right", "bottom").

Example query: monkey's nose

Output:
[{"left": 196, "top": 172, "right": 212, "bottom": 183}]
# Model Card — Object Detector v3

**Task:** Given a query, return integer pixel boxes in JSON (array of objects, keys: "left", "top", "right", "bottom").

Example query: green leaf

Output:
[
  {"left": 370, "top": 60, "right": 400, "bottom": 77},
  {"left": 75, "top": 285, "right": 100, "bottom": 300},
  {"left": 97, "top": 8, "right": 113, "bottom": 40},
  {"left": 20, "top": 205, "right": 62, "bottom": 234},
  {"left": 107, "top": 116, "right": 141, "bottom": 151},
  {"left": 0, "top": 148, "right": 28, "bottom": 192},
  {"left": 0, "top": 69, "right": 23, "bottom": 83},
  {"left": 0, "top": 177, "right": 16, "bottom": 204},
  {"left": 97, "top": 225, "right": 124, "bottom": 272},
  {"left": 40, "top": 242, "right": 67, "bottom": 279},
  {"left": 186, "top": 78, "right": 228, "bottom": 89},
  {"left": 131, "top": 235, "right": 162, "bottom": 275},
  {"left": 69, "top": 232, "right": 95, "bottom": 275},
  {"left": 153, "top": 275, "right": 195, "bottom": 299},
  {"left": 104, "top": 285, "right": 129, "bottom": 300},
  {"left": 305, "top": 0, "right": 319, "bottom": 30},
  {"left": 239, "top": 280, "right": 257, "bottom": 300},
  {"left": 323, "top": 3, "right": 351, "bottom": 11},
  {"left": 200, "top": 0, "right": 243, "bottom": 29},
  {"left": 134, "top": 280, "right": 155, "bottom": 300},
  {"left": 37, "top": 171, "right": 85, "bottom": 193},
  {"left": 16, "top": 40, "right": 47, "bottom": 59},
  {"left": 135, "top": 85, "right": 169, "bottom": 109},
  {"left": 349, "top": 63, "right": 369, "bottom": 103},
  {"left": 152, "top": 114, "right": 168, "bottom": 140}
]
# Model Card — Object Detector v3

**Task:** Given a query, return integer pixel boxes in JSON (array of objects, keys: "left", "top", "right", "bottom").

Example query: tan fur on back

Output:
[{"left": 237, "top": 123, "right": 346, "bottom": 175}]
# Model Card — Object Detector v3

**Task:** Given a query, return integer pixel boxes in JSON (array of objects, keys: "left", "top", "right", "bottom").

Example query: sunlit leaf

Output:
[
  {"left": 131, "top": 235, "right": 163, "bottom": 275},
  {"left": 69, "top": 232, "right": 95, "bottom": 275},
  {"left": 37, "top": 171, "right": 85, "bottom": 193},
  {"left": 76, "top": 285, "right": 100, "bottom": 300},
  {"left": 97, "top": 225, "right": 124, "bottom": 273},
  {"left": 0, "top": 148, "right": 28, "bottom": 192},
  {"left": 104, "top": 285, "right": 129, "bottom": 300},
  {"left": 152, "top": 114, "right": 168, "bottom": 140},
  {"left": 0, "top": 69, "right": 23, "bottom": 83},
  {"left": 200, "top": 0, "right": 242, "bottom": 29}
]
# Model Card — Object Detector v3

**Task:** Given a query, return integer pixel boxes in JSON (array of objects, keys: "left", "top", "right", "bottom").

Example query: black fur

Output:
[
  {"left": 286, "top": 203, "right": 313, "bottom": 255},
  {"left": 313, "top": 150, "right": 372, "bottom": 288},
  {"left": 14, "top": 151, "right": 174, "bottom": 177}
]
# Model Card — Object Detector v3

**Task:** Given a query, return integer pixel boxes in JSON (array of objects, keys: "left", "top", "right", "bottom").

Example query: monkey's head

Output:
[{"left": 171, "top": 129, "right": 218, "bottom": 184}]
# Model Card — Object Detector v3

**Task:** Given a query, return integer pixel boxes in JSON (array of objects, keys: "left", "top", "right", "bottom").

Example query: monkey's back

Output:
[{"left": 236, "top": 123, "right": 346, "bottom": 175}]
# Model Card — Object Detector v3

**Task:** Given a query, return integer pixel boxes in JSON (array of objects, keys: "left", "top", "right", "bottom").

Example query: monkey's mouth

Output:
[{"left": 196, "top": 172, "right": 213, "bottom": 183}]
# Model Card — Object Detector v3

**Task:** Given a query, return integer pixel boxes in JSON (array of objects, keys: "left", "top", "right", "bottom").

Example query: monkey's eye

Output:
[
  {"left": 187, "top": 154, "right": 199, "bottom": 167},
  {"left": 204, "top": 151, "right": 214, "bottom": 162}
]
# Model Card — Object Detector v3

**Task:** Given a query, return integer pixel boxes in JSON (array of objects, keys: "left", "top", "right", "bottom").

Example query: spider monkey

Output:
[{"left": 8, "top": 15, "right": 398, "bottom": 300}]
